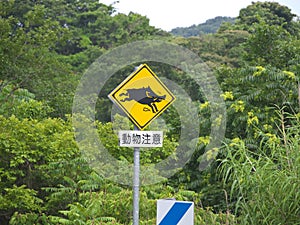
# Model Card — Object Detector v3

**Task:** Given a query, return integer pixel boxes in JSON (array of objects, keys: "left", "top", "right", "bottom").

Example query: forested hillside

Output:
[
  {"left": 170, "top": 16, "right": 236, "bottom": 37},
  {"left": 1, "top": 1, "right": 300, "bottom": 224}
]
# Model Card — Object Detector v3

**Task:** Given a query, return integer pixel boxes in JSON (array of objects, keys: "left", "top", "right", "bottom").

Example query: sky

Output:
[{"left": 99, "top": 0, "right": 300, "bottom": 31}]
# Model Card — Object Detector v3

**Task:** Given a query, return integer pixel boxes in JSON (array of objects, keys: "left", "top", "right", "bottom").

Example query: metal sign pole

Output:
[
  {"left": 108, "top": 64, "right": 175, "bottom": 225},
  {"left": 133, "top": 125, "right": 140, "bottom": 225}
]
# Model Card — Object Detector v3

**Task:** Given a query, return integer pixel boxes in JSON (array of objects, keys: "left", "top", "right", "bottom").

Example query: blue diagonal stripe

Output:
[{"left": 159, "top": 202, "right": 192, "bottom": 225}]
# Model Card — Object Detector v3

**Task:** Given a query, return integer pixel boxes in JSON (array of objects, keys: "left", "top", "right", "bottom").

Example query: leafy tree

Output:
[
  {"left": 214, "top": 64, "right": 299, "bottom": 145},
  {"left": 0, "top": 83, "right": 52, "bottom": 119},
  {"left": 176, "top": 29, "right": 248, "bottom": 68},
  {"left": 236, "top": 1, "right": 296, "bottom": 33},
  {"left": 1, "top": 0, "right": 167, "bottom": 118},
  {"left": 0, "top": 1, "right": 78, "bottom": 117},
  {"left": 0, "top": 113, "right": 80, "bottom": 223},
  {"left": 243, "top": 21, "right": 300, "bottom": 68}
]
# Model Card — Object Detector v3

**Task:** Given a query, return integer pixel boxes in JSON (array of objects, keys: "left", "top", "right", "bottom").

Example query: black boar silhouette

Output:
[{"left": 119, "top": 86, "right": 166, "bottom": 113}]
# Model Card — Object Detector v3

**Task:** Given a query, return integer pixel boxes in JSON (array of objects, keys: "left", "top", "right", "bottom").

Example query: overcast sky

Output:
[{"left": 99, "top": 0, "right": 300, "bottom": 31}]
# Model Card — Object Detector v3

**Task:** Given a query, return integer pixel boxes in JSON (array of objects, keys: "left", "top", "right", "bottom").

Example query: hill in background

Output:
[{"left": 170, "top": 16, "right": 236, "bottom": 37}]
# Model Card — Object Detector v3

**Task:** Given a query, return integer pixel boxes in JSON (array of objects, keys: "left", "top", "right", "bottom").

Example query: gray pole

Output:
[{"left": 133, "top": 125, "right": 140, "bottom": 225}]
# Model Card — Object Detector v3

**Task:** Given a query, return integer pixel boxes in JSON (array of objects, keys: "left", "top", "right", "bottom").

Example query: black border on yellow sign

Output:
[{"left": 108, "top": 64, "right": 176, "bottom": 130}]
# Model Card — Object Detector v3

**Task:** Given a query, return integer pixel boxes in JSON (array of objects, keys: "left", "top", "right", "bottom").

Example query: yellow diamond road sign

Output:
[{"left": 108, "top": 64, "right": 176, "bottom": 130}]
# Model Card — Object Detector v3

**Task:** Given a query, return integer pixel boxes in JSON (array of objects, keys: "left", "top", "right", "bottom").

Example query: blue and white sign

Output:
[{"left": 157, "top": 200, "right": 194, "bottom": 225}]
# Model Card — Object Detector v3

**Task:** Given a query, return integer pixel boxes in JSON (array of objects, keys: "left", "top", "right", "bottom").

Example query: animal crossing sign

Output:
[{"left": 108, "top": 64, "right": 176, "bottom": 130}]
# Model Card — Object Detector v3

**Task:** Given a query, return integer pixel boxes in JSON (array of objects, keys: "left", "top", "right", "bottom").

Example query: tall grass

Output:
[{"left": 219, "top": 111, "right": 300, "bottom": 224}]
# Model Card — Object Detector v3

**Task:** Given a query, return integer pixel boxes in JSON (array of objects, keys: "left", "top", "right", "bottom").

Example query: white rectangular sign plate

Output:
[{"left": 118, "top": 130, "right": 163, "bottom": 147}]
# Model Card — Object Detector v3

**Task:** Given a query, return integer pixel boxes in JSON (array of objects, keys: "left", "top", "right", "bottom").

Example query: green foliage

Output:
[
  {"left": 0, "top": 185, "right": 42, "bottom": 214},
  {"left": 219, "top": 111, "right": 300, "bottom": 224},
  {"left": 0, "top": 83, "right": 52, "bottom": 119},
  {"left": 243, "top": 21, "right": 300, "bottom": 68},
  {"left": 195, "top": 207, "right": 236, "bottom": 225},
  {"left": 236, "top": 1, "right": 297, "bottom": 33},
  {"left": 171, "top": 16, "right": 236, "bottom": 37},
  {"left": 0, "top": 0, "right": 168, "bottom": 118},
  {"left": 9, "top": 212, "right": 52, "bottom": 225},
  {"left": 0, "top": 1, "right": 78, "bottom": 117},
  {"left": 0, "top": 115, "right": 80, "bottom": 223},
  {"left": 1, "top": 0, "right": 300, "bottom": 224},
  {"left": 177, "top": 29, "right": 248, "bottom": 68},
  {"left": 44, "top": 181, "right": 235, "bottom": 225},
  {"left": 215, "top": 64, "right": 299, "bottom": 142}
]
